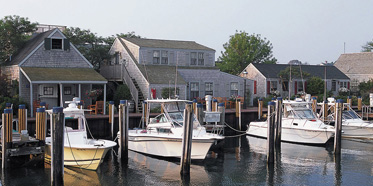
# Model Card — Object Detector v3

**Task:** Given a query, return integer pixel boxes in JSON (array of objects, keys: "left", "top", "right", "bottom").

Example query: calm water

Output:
[{"left": 1, "top": 136, "right": 373, "bottom": 186}]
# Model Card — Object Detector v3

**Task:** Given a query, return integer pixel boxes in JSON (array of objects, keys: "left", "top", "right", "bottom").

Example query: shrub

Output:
[{"left": 113, "top": 85, "right": 132, "bottom": 106}]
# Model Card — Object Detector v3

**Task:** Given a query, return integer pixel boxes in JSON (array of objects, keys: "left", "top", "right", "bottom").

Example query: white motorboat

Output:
[
  {"left": 246, "top": 99, "right": 335, "bottom": 145},
  {"left": 319, "top": 98, "right": 373, "bottom": 139},
  {"left": 119, "top": 99, "right": 224, "bottom": 160},
  {"left": 45, "top": 98, "right": 117, "bottom": 170}
]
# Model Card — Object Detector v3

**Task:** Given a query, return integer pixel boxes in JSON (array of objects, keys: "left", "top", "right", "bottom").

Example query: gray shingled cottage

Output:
[
  {"left": 241, "top": 63, "right": 350, "bottom": 98},
  {"left": 1, "top": 28, "right": 107, "bottom": 117},
  {"left": 100, "top": 37, "right": 253, "bottom": 112},
  {"left": 334, "top": 52, "right": 373, "bottom": 92}
]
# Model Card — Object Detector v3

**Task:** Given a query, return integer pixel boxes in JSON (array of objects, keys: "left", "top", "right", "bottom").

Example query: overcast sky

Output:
[{"left": 1, "top": 0, "right": 372, "bottom": 64}]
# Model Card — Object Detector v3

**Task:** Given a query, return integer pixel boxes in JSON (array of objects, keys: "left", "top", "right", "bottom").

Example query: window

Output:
[
  {"left": 44, "top": 87, "right": 54, "bottom": 95},
  {"left": 332, "top": 80, "right": 337, "bottom": 91},
  {"left": 230, "top": 82, "right": 239, "bottom": 96},
  {"left": 297, "top": 81, "right": 304, "bottom": 92},
  {"left": 205, "top": 82, "right": 213, "bottom": 95},
  {"left": 270, "top": 81, "right": 277, "bottom": 92},
  {"left": 64, "top": 87, "right": 71, "bottom": 95},
  {"left": 153, "top": 50, "right": 160, "bottom": 64},
  {"left": 254, "top": 81, "right": 257, "bottom": 94},
  {"left": 190, "top": 82, "right": 199, "bottom": 98},
  {"left": 161, "top": 51, "right": 168, "bottom": 64},
  {"left": 190, "top": 52, "right": 197, "bottom": 65},
  {"left": 198, "top": 53, "right": 204, "bottom": 65},
  {"left": 340, "top": 81, "right": 348, "bottom": 88},
  {"left": 51, "top": 39, "right": 63, "bottom": 49},
  {"left": 114, "top": 52, "right": 119, "bottom": 65}
]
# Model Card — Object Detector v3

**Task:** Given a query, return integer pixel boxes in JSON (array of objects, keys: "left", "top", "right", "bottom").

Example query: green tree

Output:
[
  {"left": 306, "top": 76, "right": 325, "bottom": 95},
  {"left": 63, "top": 27, "right": 111, "bottom": 69},
  {"left": 113, "top": 85, "right": 132, "bottom": 106},
  {"left": 217, "top": 31, "right": 277, "bottom": 75},
  {"left": 0, "top": 15, "right": 37, "bottom": 63},
  {"left": 362, "top": 40, "right": 373, "bottom": 52}
]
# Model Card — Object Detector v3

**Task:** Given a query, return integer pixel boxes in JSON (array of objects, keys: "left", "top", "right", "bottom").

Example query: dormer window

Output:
[
  {"left": 44, "top": 38, "right": 70, "bottom": 51},
  {"left": 153, "top": 50, "right": 160, "bottom": 64},
  {"left": 52, "top": 39, "right": 63, "bottom": 49}
]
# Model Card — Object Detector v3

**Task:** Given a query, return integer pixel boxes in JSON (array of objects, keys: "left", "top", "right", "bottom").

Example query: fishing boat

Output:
[
  {"left": 318, "top": 98, "right": 373, "bottom": 139},
  {"left": 119, "top": 99, "right": 224, "bottom": 160},
  {"left": 45, "top": 98, "right": 117, "bottom": 170},
  {"left": 246, "top": 98, "right": 335, "bottom": 145}
]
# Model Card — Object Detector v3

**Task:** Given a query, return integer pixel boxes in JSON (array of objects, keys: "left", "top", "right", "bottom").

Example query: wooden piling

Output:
[
  {"left": 267, "top": 102, "right": 275, "bottom": 164},
  {"left": 236, "top": 100, "right": 241, "bottom": 131},
  {"left": 2, "top": 109, "right": 13, "bottom": 170},
  {"left": 312, "top": 97, "right": 317, "bottom": 113},
  {"left": 18, "top": 104, "right": 27, "bottom": 133},
  {"left": 275, "top": 97, "right": 282, "bottom": 148},
  {"left": 212, "top": 99, "right": 218, "bottom": 112},
  {"left": 180, "top": 102, "right": 193, "bottom": 175},
  {"left": 323, "top": 100, "right": 329, "bottom": 122},
  {"left": 358, "top": 96, "right": 362, "bottom": 111},
  {"left": 197, "top": 103, "right": 203, "bottom": 124},
  {"left": 119, "top": 100, "right": 129, "bottom": 161},
  {"left": 258, "top": 98, "right": 263, "bottom": 120},
  {"left": 218, "top": 103, "right": 225, "bottom": 126},
  {"left": 334, "top": 99, "right": 343, "bottom": 155},
  {"left": 193, "top": 99, "right": 198, "bottom": 116},
  {"left": 51, "top": 107, "right": 64, "bottom": 186},
  {"left": 109, "top": 101, "right": 114, "bottom": 139},
  {"left": 36, "top": 108, "right": 46, "bottom": 141},
  {"left": 143, "top": 101, "right": 147, "bottom": 129},
  {"left": 346, "top": 96, "right": 352, "bottom": 111}
]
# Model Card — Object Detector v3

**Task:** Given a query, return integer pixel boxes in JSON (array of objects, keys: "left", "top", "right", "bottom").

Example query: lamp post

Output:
[{"left": 242, "top": 69, "right": 248, "bottom": 109}]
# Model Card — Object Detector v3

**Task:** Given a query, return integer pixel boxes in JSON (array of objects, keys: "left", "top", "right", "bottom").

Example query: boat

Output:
[
  {"left": 118, "top": 99, "right": 224, "bottom": 160},
  {"left": 45, "top": 98, "right": 117, "bottom": 170},
  {"left": 318, "top": 98, "right": 373, "bottom": 139},
  {"left": 246, "top": 98, "right": 335, "bottom": 145}
]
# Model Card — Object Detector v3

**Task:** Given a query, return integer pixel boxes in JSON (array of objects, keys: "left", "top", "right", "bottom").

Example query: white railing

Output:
[{"left": 122, "top": 63, "right": 139, "bottom": 112}]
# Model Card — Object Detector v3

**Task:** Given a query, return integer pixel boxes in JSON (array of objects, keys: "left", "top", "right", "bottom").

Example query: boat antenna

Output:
[
  {"left": 175, "top": 52, "right": 179, "bottom": 98},
  {"left": 299, "top": 63, "right": 305, "bottom": 94},
  {"left": 288, "top": 64, "right": 292, "bottom": 100},
  {"left": 323, "top": 66, "right": 326, "bottom": 102}
]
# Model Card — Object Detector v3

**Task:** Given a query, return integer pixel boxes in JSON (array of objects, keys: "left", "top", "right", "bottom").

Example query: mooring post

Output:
[
  {"left": 5, "top": 103, "right": 11, "bottom": 109},
  {"left": 197, "top": 103, "right": 203, "bottom": 124},
  {"left": 312, "top": 97, "right": 317, "bottom": 113},
  {"left": 346, "top": 96, "right": 352, "bottom": 110},
  {"left": 258, "top": 98, "right": 263, "bottom": 120},
  {"left": 357, "top": 96, "right": 362, "bottom": 111},
  {"left": 235, "top": 100, "right": 241, "bottom": 131},
  {"left": 334, "top": 99, "right": 343, "bottom": 155},
  {"left": 109, "top": 101, "right": 114, "bottom": 139},
  {"left": 218, "top": 103, "right": 225, "bottom": 126},
  {"left": 51, "top": 107, "right": 64, "bottom": 186},
  {"left": 36, "top": 108, "right": 46, "bottom": 143},
  {"left": 119, "top": 100, "right": 129, "bottom": 161},
  {"left": 323, "top": 100, "right": 329, "bottom": 123},
  {"left": 18, "top": 104, "right": 27, "bottom": 133},
  {"left": 193, "top": 99, "right": 198, "bottom": 116},
  {"left": 2, "top": 109, "right": 13, "bottom": 170},
  {"left": 267, "top": 102, "right": 276, "bottom": 164},
  {"left": 142, "top": 101, "right": 147, "bottom": 129},
  {"left": 275, "top": 97, "right": 283, "bottom": 148},
  {"left": 212, "top": 99, "right": 218, "bottom": 112},
  {"left": 180, "top": 102, "right": 193, "bottom": 175}
]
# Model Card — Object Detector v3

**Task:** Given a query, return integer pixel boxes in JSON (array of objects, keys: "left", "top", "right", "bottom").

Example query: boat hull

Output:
[
  {"left": 45, "top": 139, "right": 116, "bottom": 170},
  {"left": 124, "top": 131, "right": 220, "bottom": 159},
  {"left": 246, "top": 123, "right": 334, "bottom": 145},
  {"left": 341, "top": 125, "right": 373, "bottom": 139}
]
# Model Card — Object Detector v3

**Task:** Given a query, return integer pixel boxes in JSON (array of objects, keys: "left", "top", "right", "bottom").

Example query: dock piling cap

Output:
[
  {"left": 336, "top": 99, "right": 344, "bottom": 103},
  {"left": 120, "top": 100, "right": 127, "bottom": 105},
  {"left": 19, "top": 104, "right": 26, "bottom": 109},
  {"left": 109, "top": 101, "right": 114, "bottom": 105},
  {"left": 53, "top": 107, "right": 63, "bottom": 113},
  {"left": 5, "top": 103, "right": 11, "bottom": 107},
  {"left": 268, "top": 102, "right": 276, "bottom": 106},
  {"left": 37, "top": 108, "right": 45, "bottom": 112},
  {"left": 4, "top": 109, "right": 12, "bottom": 114}
]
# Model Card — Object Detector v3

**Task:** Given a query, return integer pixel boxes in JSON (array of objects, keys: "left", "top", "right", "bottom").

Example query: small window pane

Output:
[
  {"left": 44, "top": 87, "right": 54, "bottom": 95},
  {"left": 51, "top": 39, "right": 63, "bottom": 49}
]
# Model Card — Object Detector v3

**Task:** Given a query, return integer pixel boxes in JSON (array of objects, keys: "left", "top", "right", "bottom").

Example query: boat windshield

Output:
[
  {"left": 342, "top": 110, "right": 360, "bottom": 119},
  {"left": 292, "top": 109, "right": 316, "bottom": 119},
  {"left": 169, "top": 112, "right": 183, "bottom": 123}
]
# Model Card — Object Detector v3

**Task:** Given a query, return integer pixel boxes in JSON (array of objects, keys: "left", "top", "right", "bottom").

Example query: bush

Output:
[
  {"left": 0, "top": 95, "right": 28, "bottom": 116},
  {"left": 113, "top": 85, "right": 132, "bottom": 106}
]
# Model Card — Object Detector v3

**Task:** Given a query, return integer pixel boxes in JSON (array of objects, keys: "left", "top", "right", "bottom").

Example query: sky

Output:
[{"left": 1, "top": 0, "right": 373, "bottom": 65}]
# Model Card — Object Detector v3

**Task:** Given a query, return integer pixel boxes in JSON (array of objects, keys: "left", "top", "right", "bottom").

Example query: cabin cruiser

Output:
[
  {"left": 318, "top": 98, "right": 373, "bottom": 139},
  {"left": 45, "top": 98, "right": 117, "bottom": 170},
  {"left": 246, "top": 98, "right": 335, "bottom": 145},
  {"left": 118, "top": 99, "right": 224, "bottom": 160}
]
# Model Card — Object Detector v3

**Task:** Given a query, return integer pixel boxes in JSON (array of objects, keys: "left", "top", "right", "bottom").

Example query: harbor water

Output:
[{"left": 1, "top": 136, "right": 372, "bottom": 186}]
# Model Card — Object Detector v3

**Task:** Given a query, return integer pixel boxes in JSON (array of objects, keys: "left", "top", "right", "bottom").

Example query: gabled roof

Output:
[
  {"left": 5, "top": 29, "right": 55, "bottom": 66},
  {"left": 21, "top": 67, "right": 107, "bottom": 83},
  {"left": 252, "top": 63, "right": 350, "bottom": 80},
  {"left": 334, "top": 52, "right": 373, "bottom": 74},
  {"left": 122, "top": 37, "right": 215, "bottom": 51}
]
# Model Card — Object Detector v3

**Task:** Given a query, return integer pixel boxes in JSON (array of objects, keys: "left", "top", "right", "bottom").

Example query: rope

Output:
[
  {"left": 224, "top": 133, "right": 247, "bottom": 138},
  {"left": 224, "top": 122, "right": 247, "bottom": 133}
]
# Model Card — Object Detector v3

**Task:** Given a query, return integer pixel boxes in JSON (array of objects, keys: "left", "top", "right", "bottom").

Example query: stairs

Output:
[{"left": 131, "top": 78, "right": 144, "bottom": 113}]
